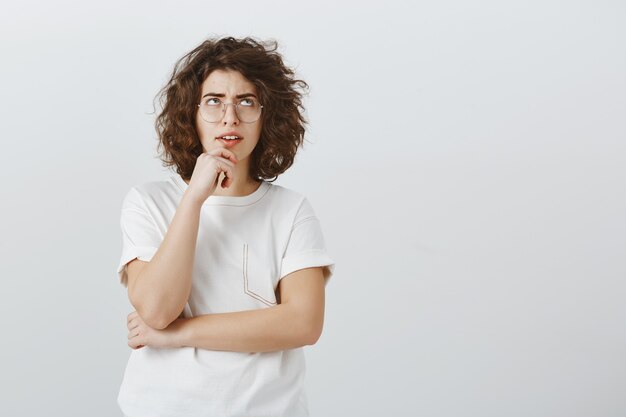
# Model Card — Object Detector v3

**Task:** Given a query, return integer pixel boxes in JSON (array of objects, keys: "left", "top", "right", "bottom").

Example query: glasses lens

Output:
[
  {"left": 200, "top": 102, "right": 222, "bottom": 122},
  {"left": 200, "top": 99, "right": 262, "bottom": 123},
  {"left": 237, "top": 100, "right": 262, "bottom": 123}
]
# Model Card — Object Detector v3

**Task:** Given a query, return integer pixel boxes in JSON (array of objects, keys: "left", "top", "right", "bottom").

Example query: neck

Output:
[{"left": 212, "top": 172, "right": 261, "bottom": 197}]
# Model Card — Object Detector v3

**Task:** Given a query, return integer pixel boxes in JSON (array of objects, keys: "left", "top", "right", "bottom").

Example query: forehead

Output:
[{"left": 200, "top": 69, "right": 257, "bottom": 94}]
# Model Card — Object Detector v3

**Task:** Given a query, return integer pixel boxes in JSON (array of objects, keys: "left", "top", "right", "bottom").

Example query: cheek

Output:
[{"left": 195, "top": 120, "right": 214, "bottom": 142}]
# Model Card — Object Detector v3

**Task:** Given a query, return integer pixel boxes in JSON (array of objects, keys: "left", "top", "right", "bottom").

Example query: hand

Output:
[
  {"left": 127, "top": 310, "right": 185, "bottom": 350},
  {"left": 186, "top": 147, "right": 238, "bottom": 204}
]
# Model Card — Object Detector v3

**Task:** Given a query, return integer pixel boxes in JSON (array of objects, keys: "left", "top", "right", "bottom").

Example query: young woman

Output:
[{"left": 116, "top": 36, "right": 335, "bottom": 417}]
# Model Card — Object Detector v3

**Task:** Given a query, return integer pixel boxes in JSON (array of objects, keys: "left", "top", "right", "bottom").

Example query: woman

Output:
[{"left": 116, "top": 36, "right": 335, "bottom": 417}]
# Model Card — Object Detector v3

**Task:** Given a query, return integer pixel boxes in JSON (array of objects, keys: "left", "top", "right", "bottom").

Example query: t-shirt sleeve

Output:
[
  {"left": 279, "top": 197, "right": 336, "bottom": 285},
  {"left": 116, "top": 187, "right": 162, "bottom": 288}
]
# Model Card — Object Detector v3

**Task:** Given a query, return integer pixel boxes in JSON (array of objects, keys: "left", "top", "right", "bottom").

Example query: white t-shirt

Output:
[{"left": 116, "top": 173, "right": 335, "bottom": 417}]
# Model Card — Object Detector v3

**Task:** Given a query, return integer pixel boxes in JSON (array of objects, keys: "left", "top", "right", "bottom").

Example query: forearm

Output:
[
  {"left": 174, "top": 304, "right": 316, "bottom": 353},
  {"left": 130, "top": 190, "right": 203, "bottom": 329}
]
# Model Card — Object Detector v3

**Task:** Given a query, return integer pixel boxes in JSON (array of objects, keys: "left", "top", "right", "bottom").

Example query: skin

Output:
[
  {"left": 188, "top": 68, "right": 264, "bottom": 198},
  {"left": 125, "top": 69, "right": 326, "bottom": 352},
  {"left": 126, "top": 266, "right": 326, "bottom": 352}
]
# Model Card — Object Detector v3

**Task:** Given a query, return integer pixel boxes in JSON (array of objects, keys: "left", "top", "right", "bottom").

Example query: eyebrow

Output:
[{"left": 202, "top": 92, "right": 257, "bottom": 99}]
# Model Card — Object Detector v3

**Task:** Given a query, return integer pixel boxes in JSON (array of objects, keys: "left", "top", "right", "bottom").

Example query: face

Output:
[{"left": 195, "top": 69, "right": 263, "bottom": 164}]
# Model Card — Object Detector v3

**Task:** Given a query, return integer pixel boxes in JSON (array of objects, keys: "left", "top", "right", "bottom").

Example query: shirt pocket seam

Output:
[{"left": 242, "top": 242, "right": 277, "bottom": 307}]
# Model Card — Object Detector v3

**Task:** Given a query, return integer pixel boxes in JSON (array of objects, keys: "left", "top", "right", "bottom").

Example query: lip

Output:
[
  {"left": 216, "top": 131, "right": 243, "bottom": 140},
  {"left": 218, "top": 138, "right": 242, "bottom": 148}
]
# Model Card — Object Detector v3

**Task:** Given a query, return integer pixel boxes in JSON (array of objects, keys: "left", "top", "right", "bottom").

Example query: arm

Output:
[
  {"left": 127, "top": 190, "right": 204, "bottom": 330},
  {"left": 174, "top": 266, "right": 326, "bottom": 352}
]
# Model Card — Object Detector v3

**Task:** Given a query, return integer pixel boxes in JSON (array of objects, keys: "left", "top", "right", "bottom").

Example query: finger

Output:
[
  {"left": 127, "top": 316, "right": 140, "bottom": 328},
  {"left": 207, "top": 147, "right": 238, "bottom": 164},
  {"left": 128, "top": 310, "right": 139, "bottom": 321},
  {"left": 207, "top": 146, "right": 236, "bottom": 159},
  {"left": 219, "top": 165, "right": 235, "bottom": 188},
  {"left": 210, "top": 155, "right": 235, "bottom": 168},
  {"left": 213, "top": 161, "right": 234, "bottom": 184},
  {"left": 220, "top": 171, "right": 235, "bottom": 189},
  {"left": 128, "top": 340, "right": 144, "bottom": 349}
]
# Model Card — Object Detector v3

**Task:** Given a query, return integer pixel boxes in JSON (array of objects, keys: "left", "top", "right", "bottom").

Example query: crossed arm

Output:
[{"left": 127, "top": 266, "right": 326, "bottom": 353}]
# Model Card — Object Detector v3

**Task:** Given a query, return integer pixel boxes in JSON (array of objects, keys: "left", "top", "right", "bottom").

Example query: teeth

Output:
[{"left": 221, "top": 135, "right": 240, "bottom": 140}]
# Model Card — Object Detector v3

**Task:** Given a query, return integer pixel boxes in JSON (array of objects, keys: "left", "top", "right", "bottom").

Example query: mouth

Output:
[
  {"left": 216, "top": 135, "right": 243, "bottom": 147},
  {"left": 216, "top": 135, "right": 243, "bottom": 141}
]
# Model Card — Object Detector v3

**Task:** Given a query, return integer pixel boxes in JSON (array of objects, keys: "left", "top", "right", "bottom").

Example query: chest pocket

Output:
[{"left": 242, "top": 243, "right": 277, "bottom": 307}]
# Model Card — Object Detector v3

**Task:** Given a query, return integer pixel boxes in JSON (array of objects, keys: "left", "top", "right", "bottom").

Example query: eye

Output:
[
  {"left": 239, "top": 98, "right": 255, "bottom": 107},
  {"left": 205, "top": 98, "right": 221, "bottom": 105}
]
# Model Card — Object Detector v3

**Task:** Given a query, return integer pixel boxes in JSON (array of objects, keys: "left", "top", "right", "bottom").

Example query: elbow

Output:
[
  {"left": 142, "top": 307, "right": 181, "bottom": 330},
  {"left": 303, "top": 321, "right": 324, "bottom": 346},
  {"left": 144, "top": 313, "right": 171, "bottom": 330},
  {"left": 129, "top": 297, "right": 175, "bottom": 330},
  {"left": 132, "top": 305, "right": 171, "bottom": 330},
  {"left": 128, "top": 289, "right": 182, "bottom": 330},
  {"left": 289, "top": 304, "right": 324, "bottom": 346}
]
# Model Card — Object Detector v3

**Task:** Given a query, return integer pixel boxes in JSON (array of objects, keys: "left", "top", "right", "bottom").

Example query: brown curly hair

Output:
[{"left": 153, "top": 36, "right": 310, "bottom": 182}]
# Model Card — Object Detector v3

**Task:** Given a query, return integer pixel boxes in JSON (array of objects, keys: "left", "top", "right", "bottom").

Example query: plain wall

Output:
[{"left": 1, "top": 1, "right": 624, "bottom": 416}]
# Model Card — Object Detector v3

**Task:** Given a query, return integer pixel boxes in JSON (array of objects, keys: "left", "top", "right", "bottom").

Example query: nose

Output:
[{"left": 222, "top": 103, "right": 239, "bottom": 125}]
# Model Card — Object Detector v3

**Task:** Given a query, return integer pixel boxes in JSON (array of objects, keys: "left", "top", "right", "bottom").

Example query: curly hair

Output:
[{"left": 153, "top": 36, "right": 310, "bottom": 182}]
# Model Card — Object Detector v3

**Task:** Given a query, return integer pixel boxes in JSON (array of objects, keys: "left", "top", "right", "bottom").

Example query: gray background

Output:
[{"left": 1, "top": 1, "right": 624, "bottom": 416}]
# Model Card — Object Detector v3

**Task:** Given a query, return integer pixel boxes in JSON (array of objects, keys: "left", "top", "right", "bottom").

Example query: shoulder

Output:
[
  {"left": 121, "top": 177, "right": 179, "bottom": 210},
  {"left": 265, "top": 182, "right": 319, "bottom": 221},
  {"left": 266, "top": 182, "right": 309, "bottom": 208},
  {"left": 267, "top": 182, "right": 305, "bottom": 202}
]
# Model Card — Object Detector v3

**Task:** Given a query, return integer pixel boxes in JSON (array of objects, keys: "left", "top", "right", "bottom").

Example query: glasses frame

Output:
[{"left": 197, "top": 98, "right": 264, "bottom": 124}]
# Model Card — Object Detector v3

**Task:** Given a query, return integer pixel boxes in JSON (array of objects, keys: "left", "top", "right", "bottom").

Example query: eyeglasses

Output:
[{"left": 197, "top": 97, "right": 264, "bottom": 123}]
